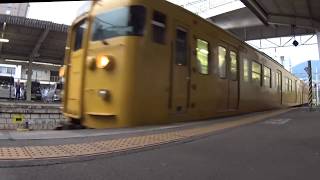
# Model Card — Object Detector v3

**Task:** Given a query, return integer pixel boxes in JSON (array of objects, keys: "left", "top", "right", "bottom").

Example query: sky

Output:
[
  {"left": 25, "top": 1, "right": 320, "bottom": 71},
  {"left": 247, "top": 35, "right": 320, "bottom": 68},
  {"left": 27, "top": 1, "right": 89, "bottom": 25}
]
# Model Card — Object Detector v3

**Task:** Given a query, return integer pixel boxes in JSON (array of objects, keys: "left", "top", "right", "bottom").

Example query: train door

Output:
[
  {"left": 228, "top": 47, "right": 239, "bottom": 110},
  {"left": 295, "top": 80, "right": 298, "bottom": 103},
  {"left": 65, "top": 19, "right": 87, "bottom": 118},
  {"left": 300, "top": 83, "right": 304, "bottom": 104},
  {"left": 216, "top": 44, "right": 228, "bottom": 112},
  {"left": 276, "top": 70, "right": 282, "bottom": 105},
  {"left": 169, "top": 23, "right": 190, "bottom": 113}
]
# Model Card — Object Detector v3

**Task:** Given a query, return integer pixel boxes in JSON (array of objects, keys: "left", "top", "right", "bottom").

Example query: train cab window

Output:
[
  {"left": 243, "top": 58, "right": 250, "bottom": 82},
  {"left": 263, "top": 66, "right": 271, "bottom": 88},
  {"left": 196, "top": 39, "right": 209, "bottom": 74},
  {"left": 73, "top": 19, "right": 87, "bottom": 51},
  {"left": 252, "top": 61, "right": 262, "bottom": 86},
  {"left": 229, "top": 51, "right": 238, "bottom": 80},
  {"left": 175, "top": 28, "right": 188, "bottom": 66},
  {"left": 218, "top": 46, "right": 227, "bottom": 78},
  {"left": 91, "top": 6, "right": 146, "bottom": 41},
  {"left": 152, "top": 11, "right": 166, "bottom": 44}
]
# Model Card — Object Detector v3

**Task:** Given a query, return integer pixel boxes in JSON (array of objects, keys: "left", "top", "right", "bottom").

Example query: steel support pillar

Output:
[
  {"left": 26, "top": 61, "right": 33, "bottom": 101},
  {"left": 26, "top": 28, "right": 49, "bottom": 101},
  {"left": 308, "top": 61, "right": 313, "bottom": 108},
  {"left": 317, "top": 32, "right": 320, "bottom": 106},
  {"left": 317, "top": 32, "right": 320, "bottom": 61}
]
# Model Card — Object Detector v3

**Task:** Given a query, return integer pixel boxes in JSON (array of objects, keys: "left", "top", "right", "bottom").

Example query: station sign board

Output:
[{"left": 12, "top": 114, "right": 25, "bottom": 124}]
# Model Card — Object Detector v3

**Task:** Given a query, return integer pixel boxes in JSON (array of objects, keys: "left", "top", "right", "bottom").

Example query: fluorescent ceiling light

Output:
[
  {"left": 4, "top": 59, "right": 61, "bottom": 67},
  {"left": 32, "top": 61, "right": 62, "bottom": 67},
  {"left": 0, "top": 38, "right": 9, "bottom": 43},
  {"left": 5, "top": 59, "right": 29, "bottom": 63}
]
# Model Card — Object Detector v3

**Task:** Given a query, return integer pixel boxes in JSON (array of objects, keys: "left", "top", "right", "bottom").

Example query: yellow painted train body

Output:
[{"left": 62, "top": 0, "right": 308, "bottom": 129}]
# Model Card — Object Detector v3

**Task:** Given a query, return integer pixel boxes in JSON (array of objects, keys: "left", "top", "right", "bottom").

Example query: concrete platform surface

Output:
[
  {"left": 0, "top": 109, "right": 281, "bottom": 140},
  {"left": 0, "top": 108, "right": 320, "bottom": 180}
]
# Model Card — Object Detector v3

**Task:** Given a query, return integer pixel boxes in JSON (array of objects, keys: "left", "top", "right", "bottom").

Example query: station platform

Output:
[{"left": 0, "top": 107, "right": 319, "bottom": 180}]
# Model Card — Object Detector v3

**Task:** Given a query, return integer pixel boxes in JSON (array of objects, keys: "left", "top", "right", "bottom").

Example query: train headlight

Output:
[
  {"left": 96, "top": 55, "right": 113, "bottom": 70},
  {"left": 59, "top": 66, "right": 66, "bottom": 77},
  {"left": 98, "top": 89, "right": 110, "bottom": 100}
]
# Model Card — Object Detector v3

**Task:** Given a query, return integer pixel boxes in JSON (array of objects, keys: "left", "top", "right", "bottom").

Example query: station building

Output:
[{"left": 0, "top": 3, "right": 29, "bottom": 17}]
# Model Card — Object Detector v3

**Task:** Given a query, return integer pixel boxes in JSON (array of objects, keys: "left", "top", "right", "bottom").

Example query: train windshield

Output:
[{"left": 91, "top": 5, "right": 146, "bottom": 41}]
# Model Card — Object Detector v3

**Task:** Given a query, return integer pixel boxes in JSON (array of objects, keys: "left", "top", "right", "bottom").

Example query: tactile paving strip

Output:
[
  {"left": 60, "top": 143, "right": 106, "bottom": 156},
  {"left": 0, "top": 109, "right": 291, "bottom": 161},
  {"left": 25, "top": 146, "right": 70, "bottom": 159},
  {"left": 0, "top": 147, "right": 31, "bottom": 160}
]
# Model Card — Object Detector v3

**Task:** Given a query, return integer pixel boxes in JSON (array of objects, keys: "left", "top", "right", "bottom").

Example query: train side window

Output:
[
  {"left": 275, "top": 72, "right": 278, "bottom": 88},
  {"left": 196, "top": 39, "right": 209, "bottom": 75},
  {"left": 285, "top": 77, "right": 289, "bottom": 92},
  {"left": 152, "top": 11, "right": 166, "bottom": 44},
  {"left": 272, "top": 71, "right": 277, "bottom": 89},
  {"left": 73, "top": 19, "right": 87, "bottom": 51},
  {"left": 175, "top": 28, "right": 188, "bottom": 66},
  {"left": 263, "top": 66, "right": 271, "bottom": 88},
  {"left": 229, "top": 51, "right": 238, "bottom": 80},
  {"left": 218, "top": 46, "right": 227, "bottom": 78},
  {"left": 276, "top": 71, "right": 281, "bottom": 91},
  {"left": 252, "top": 61, "right": 262, "bottom": 86},
  {"left": 243, "top": 58, "right": 250, "bottom": 82}
]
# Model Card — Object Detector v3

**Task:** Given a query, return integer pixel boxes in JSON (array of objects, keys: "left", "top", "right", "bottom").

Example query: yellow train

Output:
[{"left": 61, "top": 0, "right": 308, "bottom": 129}]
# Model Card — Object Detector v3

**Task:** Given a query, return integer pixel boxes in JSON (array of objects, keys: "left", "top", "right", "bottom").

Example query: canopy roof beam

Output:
[{"left": 240, "top": 0, "right": 269, "bottom": 26}]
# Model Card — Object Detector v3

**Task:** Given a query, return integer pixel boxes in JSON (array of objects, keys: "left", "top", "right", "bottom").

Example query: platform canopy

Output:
[
  {"left": 0, "top": 14, "right": 68, "bottom": 65},
  {"left": 209, "top": 0, "right": 320, "bottom": 41}
]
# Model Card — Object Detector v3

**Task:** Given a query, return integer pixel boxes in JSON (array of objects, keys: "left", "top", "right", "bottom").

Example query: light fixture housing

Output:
[
  {"left": 0, "top": 38, "right": 9, "bottom": 43},
  {"left": 87, "top": 56, "right": 96, "bottom": 70}
]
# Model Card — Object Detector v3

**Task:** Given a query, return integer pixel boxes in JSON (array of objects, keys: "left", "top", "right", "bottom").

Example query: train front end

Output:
[{"left": 62, "top": 0, "right": 149, "bottom": 128}]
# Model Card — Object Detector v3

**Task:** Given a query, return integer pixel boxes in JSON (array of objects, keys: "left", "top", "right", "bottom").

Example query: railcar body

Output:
[{"left": 62, "top": 0, "right": 308, "bottom": 128}]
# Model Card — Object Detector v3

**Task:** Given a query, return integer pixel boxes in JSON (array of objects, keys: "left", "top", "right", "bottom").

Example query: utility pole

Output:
[
  {"left": 280, "top": 56, "right": 284, "bottom": 66},
  {"left": 306, "top": 61, "right": 313, "bottom": 108},
  {"left": 315, "top": 83, "right": 318, "bottom": 106},
  {"left": 316, "top": 67, "right": 319, "bottom": 106},
  {"left": 289, "top": 59, "right": 292, "bottom": 73}
]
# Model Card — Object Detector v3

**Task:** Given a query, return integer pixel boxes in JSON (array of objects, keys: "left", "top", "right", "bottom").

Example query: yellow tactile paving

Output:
[
  {"left": 25, "top": 146, "right": 70, "bottom": 159},
  {"left": 0, "top": 109, "right": 292, "bottom": 161},
  {"left": 60, "top": 143, "right": 106, "bottom": 156},
  {"left": 0, "top": 147, "right": 31, "bottom": 160}
]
